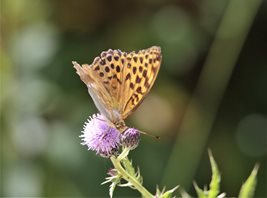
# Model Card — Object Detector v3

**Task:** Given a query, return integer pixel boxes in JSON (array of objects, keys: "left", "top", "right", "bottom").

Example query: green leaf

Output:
[
  {"left": 155, "top": 186, "right": 179, "bottom": 198},
  {"left": 156, "top": 185, "right": 162, "bottom": 196},
  {"left": 194, "top": 182, "right": 207, "bottom": 198},
  {"left": 208, "top": 150, "right": 221, "bottom": 198},
  {"left": 101, "top": 169, "right": 122, "bottom": 198},
  {"left": 238, "top": 164, "right": 259, "bottom": 198},
  {"left": 109, "top": 179, "right": 119, "bottom": 198},
  {"left": 122, "top": 158, "right": 135, "bottom": 176},
  {"left": 179, "top": 188, "right": 192, "bottom": 198},
  {"left": 162, "top": 186, "right": 179, "bottom": 198}
]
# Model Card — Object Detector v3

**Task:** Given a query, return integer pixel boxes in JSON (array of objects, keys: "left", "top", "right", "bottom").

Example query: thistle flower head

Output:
[
  {"left": 80, "top": 114, "right": 121, "bottom": 158},
  {"left": 121, "top": 128, "right": 140, "bottom": 150}
]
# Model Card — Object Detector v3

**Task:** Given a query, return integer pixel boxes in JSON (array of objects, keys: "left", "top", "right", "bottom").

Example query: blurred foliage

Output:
[
  {"left": 238, "top": 164, "right": 259, "bottom": 198},
  {"left": 0, "top": 0, "right": 266, "bottom": 197},
  {"left": 184, "top": 152, "right": 258, "bottom": 198}
]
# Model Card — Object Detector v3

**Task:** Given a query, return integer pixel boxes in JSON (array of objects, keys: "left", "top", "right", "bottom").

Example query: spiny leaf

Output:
[
  {"left": 179, "top": 188, "right": 192, "bottom": 198},
  {"left": 217, "top": 192, "right": 226, "bottom": 198},
  {"left": 162, "top": 186, "right": 179, "bottom": 198},
  {"left": 155, "top": 186, "right": 179, "bottom": 198},
  {"left": 121, "top": 158, "right": 143, "bottom": 184},
  {"left": 101, "top": 169, "right": 122, "bottom": 198},
  {"left": 193, "top": 182, "right": 207, "bottom": 198},
  {"left": 136, "top": 167, "right": 143, "bottom": 184},
  {"left": 122, "top": 158, "right": 136, "bottom": 177},
  {"left": 156, "top": 185, "right": 162, "bottom": 196},
  {"left": 208, "top": 150, "right": 221, "bottom": 198},
  {"left": 109, "top": 180, "right": 119, "bottom": 198},
  {"left": 238, "top": 164, "right": 259, "bottom": 198}
]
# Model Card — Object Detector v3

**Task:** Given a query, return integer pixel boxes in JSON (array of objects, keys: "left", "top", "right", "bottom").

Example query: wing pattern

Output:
[{"left": 73, "top": 46, "right": 162, "bottom": 122}]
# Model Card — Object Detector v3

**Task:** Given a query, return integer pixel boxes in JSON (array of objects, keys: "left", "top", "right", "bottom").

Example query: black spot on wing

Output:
[
  {"left": 142, "top": 70, "right": 147, "bottom": 77},
  {"left": 136, "top": 87, "right": 142, "bottom": 93},
  {"left": 130, "top": 82, "right": 134, "bottom": 89},
  {"left": 125, "top": 73, "right": 131, "bottom": 81},
  {"left": 116, "top": 65, "right": 121, "bottom": 72},
  {"left": 114, "top": 56, "right": 119, "bottom": 61},
  {"left": 99, "top": 72, "right": 104, "bottom": 77},
  {"left": 133, "top": 67, "right": 137, "bottom": 74},
  {"left": 135, "top": 76, "right": 141, "bottom": 83},
  {"left": 94, "top": 65, "right": 100, "bottom": 71},
  {"left": 100, "top": 59, "right": 106, "bottom": 65},
  {"left": 139, "top": 57, "right": 143, "bottom": 63},
  {"left": 105, "top": 67, "right": 110, "bottom": 72}
]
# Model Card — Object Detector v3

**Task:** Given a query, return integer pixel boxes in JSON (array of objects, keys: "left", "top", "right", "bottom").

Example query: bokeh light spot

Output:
[
  {"left": 11, "top": 23, "right": 59, "bottom": 69},
  {"left": 133, "top": 94, "right": 174, "bottom": 134},
  {"left": 235, "top": 114, "right": 267, "bottom": 157},
  {"left": 4, "top": 163, "right": 43, "bottom": 196},
  {"left": 13, "top": 116, "right": 49, "bottom": 157}
]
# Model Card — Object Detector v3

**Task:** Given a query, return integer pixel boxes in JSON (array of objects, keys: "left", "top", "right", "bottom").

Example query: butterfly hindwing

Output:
[{"left": 72, "top": 61, "right": 116, "bottom": 121}]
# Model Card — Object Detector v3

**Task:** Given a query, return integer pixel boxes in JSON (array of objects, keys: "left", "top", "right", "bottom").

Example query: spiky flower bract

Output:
[{"left": 121, "top": 128, "right": 140, "bottom": 150}]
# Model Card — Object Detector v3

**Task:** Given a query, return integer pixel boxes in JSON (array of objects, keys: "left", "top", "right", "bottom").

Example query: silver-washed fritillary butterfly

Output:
[{"left": 73, "top": 46, "right": 162, "bottom": 132}]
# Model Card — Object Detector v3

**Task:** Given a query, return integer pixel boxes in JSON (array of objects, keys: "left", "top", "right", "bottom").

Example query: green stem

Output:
[{"left": 110, "top": 156, "right": 153, "bottom": 198}]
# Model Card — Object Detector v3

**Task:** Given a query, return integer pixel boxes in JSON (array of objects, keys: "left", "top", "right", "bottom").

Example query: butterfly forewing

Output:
[
  {"left": 121, "top": 47, "right": 161, "bottom": 119},
  {"left": 73, "top": 46, "right": 161, "bottom": 123}
]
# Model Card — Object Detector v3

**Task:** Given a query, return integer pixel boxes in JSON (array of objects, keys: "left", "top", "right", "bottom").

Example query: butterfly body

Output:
[{"left": 73, "top": 46, "right": 162, "bottom": 133}]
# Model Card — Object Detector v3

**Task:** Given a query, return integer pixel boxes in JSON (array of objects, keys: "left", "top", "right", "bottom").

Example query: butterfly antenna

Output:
[{"left": 138, "top": 130, "right": 160, "bottom": 140}]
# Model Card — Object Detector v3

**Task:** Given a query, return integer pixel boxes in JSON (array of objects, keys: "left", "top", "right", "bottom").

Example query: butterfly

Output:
[{"left": 73, "top": 46, "right": 162, "bottom": 133}]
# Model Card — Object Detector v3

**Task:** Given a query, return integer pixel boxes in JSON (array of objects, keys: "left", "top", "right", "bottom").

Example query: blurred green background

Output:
[{"left": 1, "top": 0, "right": 266, "bottom": 197}]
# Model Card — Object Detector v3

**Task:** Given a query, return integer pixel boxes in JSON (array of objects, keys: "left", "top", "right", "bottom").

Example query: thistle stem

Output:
[{"left": 110, "top": 156, "right": 153, "bottom": 198}]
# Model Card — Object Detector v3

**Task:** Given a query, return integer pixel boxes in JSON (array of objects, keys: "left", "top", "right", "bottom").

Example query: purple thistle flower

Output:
[
  {"left": 80, "top": 114, "right": 121, "bottom": 158},
  {"left": 121, "top": 128, "right": 140, "bottom": 150}
]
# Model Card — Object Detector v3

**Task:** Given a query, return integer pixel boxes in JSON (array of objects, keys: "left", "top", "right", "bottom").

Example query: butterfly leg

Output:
[{"left": 95, "top": 117, "right": 106, "bottom": 122}]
